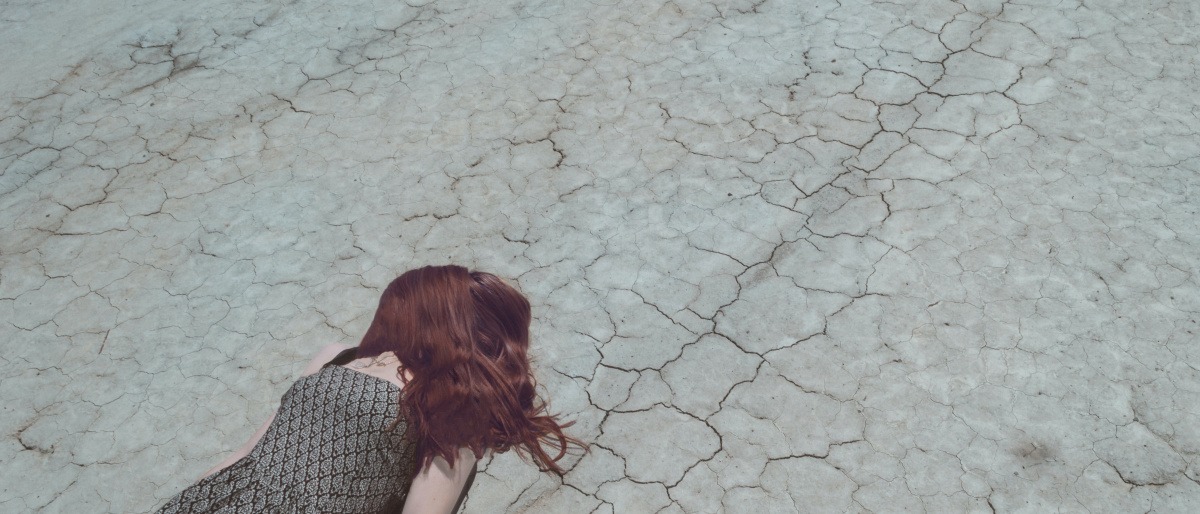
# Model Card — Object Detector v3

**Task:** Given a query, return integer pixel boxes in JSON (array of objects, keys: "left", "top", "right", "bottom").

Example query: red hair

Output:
[{"left": 357, "top": 265, "right": 585, "bottom": 473}]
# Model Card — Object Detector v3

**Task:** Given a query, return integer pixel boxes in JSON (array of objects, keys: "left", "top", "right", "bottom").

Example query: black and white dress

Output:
[{"left": 157, "top": 359, "right": 418, "bottom": 513}]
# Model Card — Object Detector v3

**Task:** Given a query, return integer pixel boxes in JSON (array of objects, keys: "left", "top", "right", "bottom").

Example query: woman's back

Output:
[
  {"left": 158, "top": 361, "right": 416, "bottom": 513},
  {"left": 158, "top": 266, "right": 579, "bottom": 513}
]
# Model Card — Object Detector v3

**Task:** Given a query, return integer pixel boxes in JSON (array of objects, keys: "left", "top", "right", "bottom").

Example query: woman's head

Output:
[{"left": 358, "top": 265, "right": 582, "bottom": 473}]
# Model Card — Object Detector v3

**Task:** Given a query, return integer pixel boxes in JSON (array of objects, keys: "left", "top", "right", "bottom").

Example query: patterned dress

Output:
[{"left": 157, "top": 363, "right": 418, "bottom": 513}]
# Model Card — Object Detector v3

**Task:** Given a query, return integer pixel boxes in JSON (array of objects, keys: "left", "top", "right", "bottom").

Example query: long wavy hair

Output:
[{"left": 356, "top": 265, "right": 585, "bottom": 473}]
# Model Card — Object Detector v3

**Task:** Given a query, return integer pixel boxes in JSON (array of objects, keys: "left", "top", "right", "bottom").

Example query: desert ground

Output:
[{"left": 1, "top": 0, "right": 1198, "bottom": 511}]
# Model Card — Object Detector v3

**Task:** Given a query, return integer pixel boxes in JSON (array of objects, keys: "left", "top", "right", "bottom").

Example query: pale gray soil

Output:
[{"left": 2, "top": 0, "right": 1198, "bottom": 512}]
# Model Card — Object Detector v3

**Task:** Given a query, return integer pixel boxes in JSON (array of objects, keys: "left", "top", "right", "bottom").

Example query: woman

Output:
[{"left": 158, "top": 265, "right": 585, "bottom": 513}]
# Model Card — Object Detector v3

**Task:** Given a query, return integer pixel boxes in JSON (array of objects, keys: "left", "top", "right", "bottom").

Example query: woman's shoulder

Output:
[{"left": 299, "top": 343, "right": 355, "bottom": 377}]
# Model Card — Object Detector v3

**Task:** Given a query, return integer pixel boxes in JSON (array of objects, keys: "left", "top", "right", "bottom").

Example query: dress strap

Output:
[{"left": 451, "top": 464, "right": 478, "bottom": 514}]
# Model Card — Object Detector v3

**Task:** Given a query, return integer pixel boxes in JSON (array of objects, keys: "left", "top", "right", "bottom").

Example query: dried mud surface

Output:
[{"left": 2, "top": 0, "right": 1198, "bottom": 512}]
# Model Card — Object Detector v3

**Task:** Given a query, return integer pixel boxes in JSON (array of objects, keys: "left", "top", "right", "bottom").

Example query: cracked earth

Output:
[{"left": 2, "top": 0, "right": 1199, "bottom": 512}]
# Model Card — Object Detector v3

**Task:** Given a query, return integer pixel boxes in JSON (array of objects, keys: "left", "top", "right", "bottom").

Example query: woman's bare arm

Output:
[
  {"left": 402, "top": 448, "right": 478, "bottom": 514},
  {"left": 197, "top": 343, "right": 353, "bottom": 480},
  {"left": 298, "top": 343, "right": 354, "bottom": 376}
]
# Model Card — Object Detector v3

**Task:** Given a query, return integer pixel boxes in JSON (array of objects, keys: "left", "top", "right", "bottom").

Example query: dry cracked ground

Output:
[{"left": 1, "top": 0, "right": 1198, "bottom": 512}]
